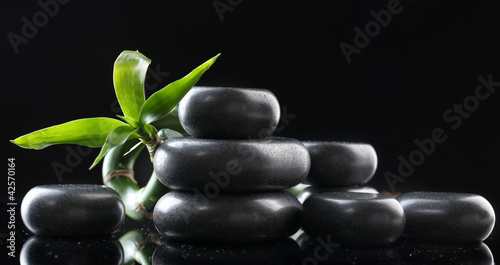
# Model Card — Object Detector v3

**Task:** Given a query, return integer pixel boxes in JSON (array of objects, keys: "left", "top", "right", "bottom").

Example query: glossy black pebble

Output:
[
  {"left": 301, "top": 192, "right": 405, "bottom": 246},
  {"left": 21, "top": 184, "right": 125, "bottom": 237},
  {"left": 397, "top": 192, "right": 496, "bottom": 243},
  {"left": 153, "top": 191, "right": 302, "bottom": 244},
  {"left": 178, "top": 86, "right": 280, "bottom": 139},
  {"left": 302, "top": 141, "right": 377, "bottom": 186},
  {"left": 296, "top": 185, "right": 378, "bottom": 204},
  {"left": 20, "top": 236, "right": 124, "bottom": 265},
  {"left": 154, "top": 137, "right": 310, "bottom": 192}
]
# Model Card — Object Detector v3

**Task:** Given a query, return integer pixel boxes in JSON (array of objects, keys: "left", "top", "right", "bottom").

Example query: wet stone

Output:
[
  {"left": 301, "top": 192, "right": 405, "bottom": 246},
  {"left": 296, "top": 185, "right": 378, "bottom": 204},
  {"left": 153, "top": 137, "right": 310, "bottom": 192},
  {"left": 21, "top": 184, "right": 125, "bottom": 237},
  {"left": 397, "top": 192, "right": 496, "bottom": 243},
  {"left": 178, "top": 86, "right": 280, "bottom": 139},
  {"left": 153, "top": 190, "right": 302, "bottom": 244},
  {"left": 302, "top": 141, "right": 377, "bottom": 187}
]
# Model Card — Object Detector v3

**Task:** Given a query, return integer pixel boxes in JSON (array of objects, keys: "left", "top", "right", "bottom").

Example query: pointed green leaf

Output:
[
  {"left": 11, "top": 118, "right": 126, "bottom": 149},
  {"left": 138, "top": 53, "right": 220, "bottom": 125},
  {"left": 114, "top": 50, "right": 151, "bottom": 119},
  {"left": 89, "top": 125, "right": 140, "bottom": 169}
]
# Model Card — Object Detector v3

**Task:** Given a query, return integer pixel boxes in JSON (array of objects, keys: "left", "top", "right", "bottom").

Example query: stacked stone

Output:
[
  {"left": 153, "top": 87, "right": 311, "bottom": 244},
  {"left": 296, "top": 141, "right": 379, "bottom": 203},
  {"left": 294, "top": 142, "right": 407, "bottom": 246},
  {"left": 297, "top": 142, "right": 496, "bottom": 246}
]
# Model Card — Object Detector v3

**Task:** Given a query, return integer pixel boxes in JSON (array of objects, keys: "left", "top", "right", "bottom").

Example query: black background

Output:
[{"left": 2, "top": 0, "right": 500, "bottom": 260}]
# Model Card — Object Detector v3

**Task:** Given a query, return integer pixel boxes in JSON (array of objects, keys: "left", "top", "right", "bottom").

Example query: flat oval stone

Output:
[
  {"left": 20, "top": 236, "right": 124, "bottom": 265},
  {"left": 301, "top": 192, "right": 405, "bottom": 246},
  {"left": 21, "top": 184, "right": 125, "bottom": 237},
  {"left": 302, "top": 141, "right": 377, "bottom": 186},
  {"left": 397, "top": 192, "right": 496, "bottom": 243},
  {"left": 178, "top": 86, "right": 280, "bottom": 139},
  {"left": 296, "top": 186, "right": 378, "bottom": 203},
  {"left": 154, "top": 137, "right": 310, "bottom": 192},
  {"left": 153, "top": 191, "right": 302, "bottom": 244}
]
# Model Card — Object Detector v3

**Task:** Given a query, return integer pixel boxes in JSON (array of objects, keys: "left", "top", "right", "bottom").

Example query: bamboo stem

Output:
[{"left": 102, "top": 139, "right": 169, "bottom": 220}]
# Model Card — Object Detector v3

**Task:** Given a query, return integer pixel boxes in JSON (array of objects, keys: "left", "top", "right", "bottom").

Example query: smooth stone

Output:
[
  {"left": 302, "top": 141, "right": 377, "bottom": 186},
  {"left": 296, "top": 186, "right": 378, "bottom": 203},
  {"left": 21, "top": 184, "right": 125, "bottom": 237},
  {"left": 301, "top": 192, "right": 405, "bottom": 246},
  {"left": 20, "top": 236, "right": 124, "bottom": 265},
  {"left": 154, "top": 137, "right": 310, "bottom": 192},
  {"left": 152, "top": 238, "right": 301, "bottom": 265},
  {"left": 397, "top": 192, "right": 496, "bottom": 243},
  {"left": 153, "top": 191, "right": 302, "bottom": 244},
  {"left": 178, "top": 86, "right": 280, "bottom": 139}
]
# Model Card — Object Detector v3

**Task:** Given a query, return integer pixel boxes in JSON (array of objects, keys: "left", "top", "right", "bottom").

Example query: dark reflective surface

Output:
[
  {"left": 20, "top": 236, "right": 124, "bottom": 265},
  {"left": 298, "top": 231, "right": 402, "bottom": 265},
  {"left": 15, "top": 226, "right": 496, "bottom": 265},
  {"left": 397, "top": 241, "right": 494, "bottom": 265},
  {"left": 153, "top": 238, "right": 301, "bottom": 265}
]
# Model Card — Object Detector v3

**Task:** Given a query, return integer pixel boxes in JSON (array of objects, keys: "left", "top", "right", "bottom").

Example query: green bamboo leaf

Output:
[
  {"left": 89, "top": 125, "right": 140, "bottom": 169},
  {"left": 138, "top": 53, "right": 220, "bottom": 125},
  {"left": 114, "top": 50, "right": 151, "bottom": 120},
  {"left": 11, "top": 118, "right": 126, "bottom": 150}
]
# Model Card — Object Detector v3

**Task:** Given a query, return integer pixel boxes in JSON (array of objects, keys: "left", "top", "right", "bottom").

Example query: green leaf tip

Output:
[
  {"left": 138, "top": 53, "right": 221, "bottom": 125},
  {"left": 10, "top": 118, "right": 127, "bottom": 150},
  {"left": 114, "top": 50, "right": 151, "bottom": 120}
]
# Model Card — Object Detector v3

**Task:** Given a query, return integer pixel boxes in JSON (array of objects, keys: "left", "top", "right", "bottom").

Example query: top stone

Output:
[{"left": 179, "top": 86, "right": 280, "bottom": 139}]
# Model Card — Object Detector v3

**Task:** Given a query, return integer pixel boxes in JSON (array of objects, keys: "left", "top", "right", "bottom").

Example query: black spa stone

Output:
[
  {"left": 153, "top": 191, "right": 302, "bottom": 244},
  {"left": 301, "top": 192, "right": 405, "bottom": 246},
  {"left": 302, "top": 141, "right": 377, "bottom": 186},
  {"left": 178, "top": 86, "right": 280, "bottom": 139},
  {"left": 296, "top": 185, "right": 378, "bottom": 204},
  {"left": 21, "top": 184, "right": 125, "bottom": 237},
  {"left": 397, "top": 192, "right": 496, "bottom": 243},
  {"left": 153, "top": 137, "right": 310, "bottom": 192}
]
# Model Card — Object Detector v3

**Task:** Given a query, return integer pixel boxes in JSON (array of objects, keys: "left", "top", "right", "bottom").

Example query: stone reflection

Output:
[
  {"left": 19, "top": 229, "right": 496, "bottom": 264},
  {"left": 397, "top": 240, "right": 494, "bottom": 265},
  {"left": 20, "top": 236, "right": 123, "bottom": 265},
  {"left": 297, "top": 231, "right": 495, "bottom": 265},
  {"left": 152, "top": 238, "right": 301, "bottom": 265},
  {"left": 298, "top": 232, "right": 401, "bottom": 265}
]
